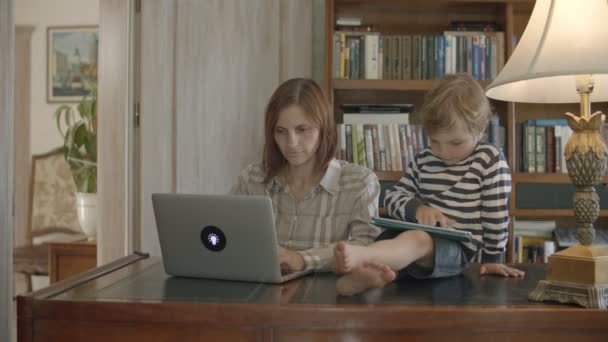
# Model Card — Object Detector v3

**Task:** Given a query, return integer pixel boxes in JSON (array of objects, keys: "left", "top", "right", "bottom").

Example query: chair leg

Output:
[{"left": 25, "top": 274, "right": 32, "bottom": 293}]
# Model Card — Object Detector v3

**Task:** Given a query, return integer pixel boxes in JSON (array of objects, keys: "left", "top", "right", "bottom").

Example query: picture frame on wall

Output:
[{"left": 47, "top": 26, "right": 98, "bottom": 103}]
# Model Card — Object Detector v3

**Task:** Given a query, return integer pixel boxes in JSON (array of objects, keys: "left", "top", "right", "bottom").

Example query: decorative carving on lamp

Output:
[{"left": 564, "top": 77, "right": 607, "bottom": 246}]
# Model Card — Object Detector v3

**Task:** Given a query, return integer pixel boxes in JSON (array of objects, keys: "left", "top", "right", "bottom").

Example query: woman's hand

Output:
[
  {"left": 416, "top": 205, "right": 455, "bottom": 227},
  {"left": 480, "top": 263, "right": 525, "bottom": 278},
  {"left": 278, "top": 246, "right": 305, "bottom": 272}
]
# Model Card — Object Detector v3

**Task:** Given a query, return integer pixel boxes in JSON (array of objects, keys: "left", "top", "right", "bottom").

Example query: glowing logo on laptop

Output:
[
  {"left": 200, "top": 225, "right": 226, "bottom": 252},
  {"left": 208, "top": 233, "right": 220, "bottom": 246}
]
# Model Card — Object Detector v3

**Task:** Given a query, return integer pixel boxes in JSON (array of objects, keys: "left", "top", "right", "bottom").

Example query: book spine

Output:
[
  {"left": 402, "top": 35, "right": 412, "bottom": 80},
  {"left": 345, "top": 124, "right": 353, "bottom": 163},
  {"left": 412, "top": 35, "right": 421, "bottom": 80},
  {"left": 377, "top": 125, "right": 387, "bottom": 171},
  {"left": 351, "top": 123, "right": 358, "bottom": 165},
  {"left": 339, "top": 123, "right": 346, "bottom": 160},
  {"left": 383, "top": 36, "right": 391, "bottom": 80},
  {"left": 364, "top": 125, "right": 375, "bottom": 170},
  {"left": 392, "top": 36, "right": 401, "bottom": 80},
  {"left": 405, "top": 124, "right": 415, "bottom": 164},
  {"left": 398, "top": 124, "right": 408, "bottom": 172},
  {"left": 356, "top": 124, "right": 367, "bottom": 167},
  {"left": 364, "top": 34, "right": 379, "bottom": 80},
  {"left": 358, "top": 36, "right": 365, "bottom": 79},
  {"left": 392, "top": 124, "right": 403, "bottom": 171},
  {"left": 371, "top": 125, "right": 381, "bottom": 171},
  {"left": 535, "top": 126, "right": 546, "bottom": 173},
  {"left": 438, "top": 35, "right": 445, "bottom": 78},
  {"left": 383, "top": 125, "right": 393, "bottom": 171},
  {"left": 545, "top": 126, "right": 555, "bottom": 173},
  {"left": 339, "top": 33, "right": 346, "bottom": 78}
]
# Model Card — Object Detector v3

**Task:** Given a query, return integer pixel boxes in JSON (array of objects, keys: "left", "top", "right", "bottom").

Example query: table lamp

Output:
[{"left": 485, "top": 0, "right": 608, "bottom": 309}]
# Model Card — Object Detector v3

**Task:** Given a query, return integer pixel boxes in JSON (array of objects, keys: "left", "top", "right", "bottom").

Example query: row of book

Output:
[
  {"left": 518, "top": 119, "right": 574, "bottom": 174},
  {"left": 332, "top": 31, "right": 505, "bottom": 81},
  {"left": 334, "top": 104, "right": 506, "bottom": 172},
  {"left": 513, "top": 219, "right": 608, "bottom": 263},
  {"left": 335, "top": 104, "right": 423, "bottom": 172}
]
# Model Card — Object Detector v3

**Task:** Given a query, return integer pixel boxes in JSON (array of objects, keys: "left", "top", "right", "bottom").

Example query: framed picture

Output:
[{"left": 47, "top": 26, "right": 98, "bottom": 103}]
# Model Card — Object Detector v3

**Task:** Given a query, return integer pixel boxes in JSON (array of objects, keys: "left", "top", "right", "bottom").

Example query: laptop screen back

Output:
[{"left": 152, "top": 193, "right": 285, "bottom": 283}]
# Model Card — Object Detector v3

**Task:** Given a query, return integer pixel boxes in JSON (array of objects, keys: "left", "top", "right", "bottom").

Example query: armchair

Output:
[{"left": 13, "top": 148, "right": 85, "bottom": 293}]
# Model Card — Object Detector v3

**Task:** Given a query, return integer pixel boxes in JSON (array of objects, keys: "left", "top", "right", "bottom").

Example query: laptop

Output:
[{"left": 151, "top": 193, "right": 313, "bottom": 283}]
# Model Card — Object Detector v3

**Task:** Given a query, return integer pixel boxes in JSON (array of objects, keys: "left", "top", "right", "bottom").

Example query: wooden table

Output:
[{"left": 17, "top": 253, "right": 608, "bottom": 341}]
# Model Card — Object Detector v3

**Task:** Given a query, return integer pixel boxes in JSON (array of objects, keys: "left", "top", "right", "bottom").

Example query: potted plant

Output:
[{"left": 54, "top": 87, "right": 97, "bottom": 240}]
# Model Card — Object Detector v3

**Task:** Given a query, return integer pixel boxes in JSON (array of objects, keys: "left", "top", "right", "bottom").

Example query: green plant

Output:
[{"left": 53, "top": 87, "right": 97, "bottom": 193}]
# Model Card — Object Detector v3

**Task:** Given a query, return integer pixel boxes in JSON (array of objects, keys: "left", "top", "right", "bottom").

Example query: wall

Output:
[
  {"left": 15, "top": 0, "right": 99, "bottom": 155},
  {"left": 139, "top": 0, "right": 313, "bottom": 257},
  {"left": 0, "top": 0, "right": 15, "bottom": 340}
]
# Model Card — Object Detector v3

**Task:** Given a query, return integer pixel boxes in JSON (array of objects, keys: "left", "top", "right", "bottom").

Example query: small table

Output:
[{"left": 48, "top": 240, "right": 96, "bottom": 283}]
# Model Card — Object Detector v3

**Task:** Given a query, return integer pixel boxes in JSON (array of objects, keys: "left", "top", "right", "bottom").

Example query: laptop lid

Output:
[{"left": 152, "top": 193, "right": 309, "bottom": 283}]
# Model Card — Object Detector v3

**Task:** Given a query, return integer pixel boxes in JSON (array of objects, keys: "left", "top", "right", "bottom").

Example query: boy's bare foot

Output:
[
  {"left": 336, "top": 261, "right": 396, "bottom": 296},
  {"left": 334, "top": 241, "right": 367, "bottom": 273}
]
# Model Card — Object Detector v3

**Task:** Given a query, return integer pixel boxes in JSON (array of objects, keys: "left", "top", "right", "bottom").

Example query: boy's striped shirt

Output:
[{"left": 384, "top": 142, "right": 511, "bottom": 263}]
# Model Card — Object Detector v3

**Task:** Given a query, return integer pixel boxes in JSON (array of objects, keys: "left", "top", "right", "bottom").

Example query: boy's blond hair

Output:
[{"left": 419, "top": 74, "right": 491, "bottom": 136}]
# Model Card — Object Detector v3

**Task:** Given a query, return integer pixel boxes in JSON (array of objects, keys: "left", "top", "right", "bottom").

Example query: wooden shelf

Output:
[
  {"left": 376, "top": 171, "right": 403, "bottom": 182},
  {"left": 326, "top": 0, "right": 599, "bottom": 265},
  {"left": 513, "top": 173, "right": 608, "bottom": 184},
  {"left": 334, "top": 0, "right": 533, "bottom": 5},
  {"left": 511, "top": 208, "right": 608, "bottom": 217},
  {"left": 333, "top": 79, "right": 491, "bottom": 92}
]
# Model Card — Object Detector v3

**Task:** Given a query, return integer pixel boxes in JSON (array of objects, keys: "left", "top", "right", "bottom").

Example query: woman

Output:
[{"left": 231, "top": 78, "right": 380, "bottom": 272}]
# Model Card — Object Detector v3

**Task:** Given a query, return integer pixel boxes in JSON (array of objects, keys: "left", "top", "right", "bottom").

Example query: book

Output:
[
  {"left": 553, "top": 227, "right": 608, "bottom": 248},
  {"left": 513, "top": 219, "right": 556, "bottom": 238},
  {"left": 340, "top": 103, "right": 413, "bottom": 113},
  {"left": 370, "top": 216, "right": 473, "bottom": 243},
  {"left": 336, "top": 17, "right": 362, "bottom": 26}
]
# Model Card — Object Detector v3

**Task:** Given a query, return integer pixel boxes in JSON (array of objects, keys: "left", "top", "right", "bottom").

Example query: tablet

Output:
[{"left": 371, "top": 216, "right": 473, "bottom": 243}]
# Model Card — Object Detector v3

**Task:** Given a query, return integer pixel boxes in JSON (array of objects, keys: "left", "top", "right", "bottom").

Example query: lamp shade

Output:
[{"left": 485, "top": 0, "right": 608, "bottom": 103}]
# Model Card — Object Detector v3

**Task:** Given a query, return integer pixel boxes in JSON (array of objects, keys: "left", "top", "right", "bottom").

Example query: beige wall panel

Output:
[
  {"left": 13, "top": 26, "right": 34, "bottom": 247},
  {"left": 98, "top": 0, "right": 134, "bottom": 265},
  {"left": 140, "top": 0, "right": 176, "bottom": 257},
  {"left": 280, "top": 0, "right": 312, "bottom": 81},
  {"left": 174, "top": 0, "right": 279, "bottom": 194},
  {"left": 0, "top": 0, "right": 15, "bottom": 339},
  {"left": 138, "top": 0, "right": 315, "bottom": 255}
]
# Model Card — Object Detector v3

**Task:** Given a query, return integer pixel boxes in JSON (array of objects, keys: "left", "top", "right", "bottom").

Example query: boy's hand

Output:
[
  {"left": 480, "top": 263, "right": 525, "bottom": 278},
  {"left": 416, "top": 205, "right": 455, "bottom": 227}
]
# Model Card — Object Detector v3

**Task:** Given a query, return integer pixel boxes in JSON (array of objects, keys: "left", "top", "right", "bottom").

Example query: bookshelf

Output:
[{"left": 324, "top": 0, "right": 608, "bottom": 263}]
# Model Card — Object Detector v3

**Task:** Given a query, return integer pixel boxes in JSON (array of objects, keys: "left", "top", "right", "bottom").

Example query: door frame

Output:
[{"left": 0, "top": 0, "right": 15, "bottom": 340}]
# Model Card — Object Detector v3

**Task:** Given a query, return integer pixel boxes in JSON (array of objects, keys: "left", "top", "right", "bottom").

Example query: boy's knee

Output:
[
  {"left": 413, "top": 229, "right": 433, "bottom": 241},
  {"left": 399, "top": 230, "right": 433, "bottom": 247}
]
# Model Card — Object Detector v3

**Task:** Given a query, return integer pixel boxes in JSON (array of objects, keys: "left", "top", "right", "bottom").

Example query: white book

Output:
[
  {"left": 336, "top": 17, "right": 362, "bottom": 26},
  {"left": 513, "top": 221, "right": 556, "bottom": 230},
  {"left": 444, "top": 34, "right": 452, "bottom": 75},
  {"left": 363, "top": 34, "right": 380, "bottom": 80},
  {"left": 405, "top": 124, "right": 415, "bottom": 162}
]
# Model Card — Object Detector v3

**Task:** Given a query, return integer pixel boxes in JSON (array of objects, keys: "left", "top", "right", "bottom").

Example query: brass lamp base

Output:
[{"left": 529, "top": 245, "right": 608, "bottom": 309}]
